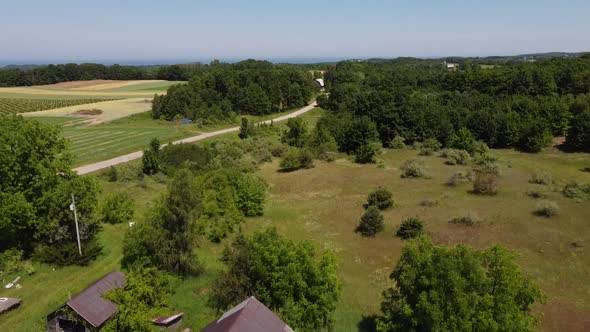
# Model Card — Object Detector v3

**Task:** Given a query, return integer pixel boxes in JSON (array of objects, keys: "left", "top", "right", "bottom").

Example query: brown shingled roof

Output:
[
  {"left": 201, "top": 296, "right": 293, "bottom": 332},
  {"left": 66, "top": 270, "right": 126, "bottom": 328}
]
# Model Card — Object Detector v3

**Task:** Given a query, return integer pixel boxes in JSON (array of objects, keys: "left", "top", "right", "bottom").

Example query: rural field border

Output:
[{"left": 73, "top": 101, "right": 317, "bottom": 175}]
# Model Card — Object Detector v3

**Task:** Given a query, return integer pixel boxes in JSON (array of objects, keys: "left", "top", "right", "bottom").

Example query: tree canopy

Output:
[{"left": 377, "top": 236, "right": 544, "bottom": 332}]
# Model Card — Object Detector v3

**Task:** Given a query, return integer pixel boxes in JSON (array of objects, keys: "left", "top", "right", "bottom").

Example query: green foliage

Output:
[
  {"left": 354, "top": 142, "right": 380, "bottom": 164},
  {"left": 104, "top": 266, "right": 174, "bottom": 332},
  {"left": 0, "top": 97, "right": 118, "bottom": 115},
  {"left": 0, "top": 116, "right": 100, "bottom": 260},
  {"left": 365, "top": 187, "right": 394, "bottom": 210},
  {"left": 472, "top": 171, "right": 499, "bottom": 195},
  {"left": 308, "top": 123, "right": 338, "bottom": 161},
  {"left": 565, "top": 109, "right": 590, "bottom": 151},
  {"left": 0, "top": 249, "right": 34, "bottom": 276},
  {"left": 106, "top": 166, "right": 119, "bottom": 182},
  {"left": 33, "top": 239, "right": 103, "bottom": 266},
  {"left": 123, "top": 170, "right": 203, "bottom": 275},
  {"left": 528, "top": 171, "right": 553, "bottom": 185},
  {"left": 441, "top": 149, "right": 471, "bottom": 165},
  {"left": 396, "top": 217, "right": 424, "bottom": 240},
  {"left": 527, "top": 190, "right": 546, "bottom": 199},
  {"left": 389, "top": 136, "right": 406, "bottom": 149},
  {"left": 282, "top": 117, "right": 308, "bottom": 147},
  {"left": 450, "top": 127, "right": 476, "bottom": 153},
  {"left": 534, "top": 201, "right": 560, "bottom": 217},
  {"left": 400, "top": 159, "right": 428, "bottom": 178},
  {"left": 142, "top": 137, "right": 161, "bottom": 175},
  {"left": 449, "top": 213, "right": 478, "bottom": 226},
  {"left": 280, "top": 148, "right": 315, "bottom": 172},
  {"left": 447, "top": 171, "right": 473, "bottom": 186},
  {"left": 376, "top": 237, "right": 544, "bottom": 332},
  {"left": 518, "top": 118, "right": 552, "bottom": 152},
  {"left": 356, "top": 206, "right": 385, "bottom": 237},
  {"left": 98, "top": 192, "right": 135, "bottom": 225},
  {"left": 235, "top": 173, "right": 267, "bottom": 217},
  {"left": 210, "top": 228, "right": 340, "bottom": 331},
  {"left": 562, "top": 181, "right": 590, "bottom": 200},
  {"left": 238, "top": 117, "right": 256, "bottom": 139}
]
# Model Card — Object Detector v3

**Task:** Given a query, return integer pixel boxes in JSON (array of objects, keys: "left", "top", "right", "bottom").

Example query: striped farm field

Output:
[
  {"left": 0, "top": 97, "right": 117, "bottom": 115},
  {"left": 47, "top": 112, "right": 202, "bottom": 166}
]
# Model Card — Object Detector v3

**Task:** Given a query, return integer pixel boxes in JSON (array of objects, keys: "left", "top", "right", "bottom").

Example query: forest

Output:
[
  {"left": 151, "top": 60, "right": 318, "bottom": 122},
  {"left": 318, "top": 55, "right": 590, "bottom": 158}
]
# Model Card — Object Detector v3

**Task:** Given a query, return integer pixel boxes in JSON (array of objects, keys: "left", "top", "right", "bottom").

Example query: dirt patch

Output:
[
  {"left": 542, "top": 301, "right": 590, "bottom": 332},
  {"left": 73, "top": 109, "right": 103, "bottom": 116},
  {"left": 43, "top": 80, "right": 126, "bottom": 89}
]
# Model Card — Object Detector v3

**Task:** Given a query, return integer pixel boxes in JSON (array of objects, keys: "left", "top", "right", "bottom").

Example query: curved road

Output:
[{"left": 74, "top": 101, "right": 317, "bottom": 175}]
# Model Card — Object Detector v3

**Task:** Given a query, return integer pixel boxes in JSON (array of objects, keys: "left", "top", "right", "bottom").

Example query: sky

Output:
[{"left": 1, "top": 0, "right": 589, "bottom": 64}]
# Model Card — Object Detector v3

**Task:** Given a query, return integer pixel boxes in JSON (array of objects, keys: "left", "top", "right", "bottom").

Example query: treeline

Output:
[
  {"left": 152, "top": 60, "right": 317, "bottom": 122},
  {"left": 320, "top": 55, "right": 590, "bottom": 153},
  {"left": 0, "top": 63, "right": 199, "bottom": 86}
]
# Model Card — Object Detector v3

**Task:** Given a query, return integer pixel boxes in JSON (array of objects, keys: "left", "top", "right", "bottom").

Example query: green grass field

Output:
[{"left": 0, "top": 97, "right": 118, "bottom": 115}]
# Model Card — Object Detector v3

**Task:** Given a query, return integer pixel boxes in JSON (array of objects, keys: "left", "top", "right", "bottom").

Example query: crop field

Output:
[
  {"left": 0, "top": 97, "right": 117, "bottom": 115},
  {"left": 50, "top": 112, "right": 202, "bottom": 165}
]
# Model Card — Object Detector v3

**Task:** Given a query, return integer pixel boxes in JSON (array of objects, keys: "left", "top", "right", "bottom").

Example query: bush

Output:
[
  {"left": 534, "top": 201, "right": 560, "bottom": 217},
  {"left": 279, "top": 148, "right": 314, "bottom": 171},
  {"left": 396, "top": 217, "right": 424, "bottom": 240},
  {"left": 356, "top": 206, "right": 385, "bottom": 237},
  {"left": 449, "top": 213, "right": 478, "bottom": 226},
  {"left": 238, "top": 117, "right": 256, "bottom": 139},
  {"left": 33, "top": 240, "right": 103, "bottom": 266},
  {"left": 235, "top": 174, "right": 267, "bottom": 217},
  {"left": 441, "top": 149, "right": 471, "bottom": 165},
  {"left": 472, "top": 171, "right": 499, "bottom": 195},
  {"left": 390, "top": 136, "right": 406, "bottom": 149},
  {"left": 354, "top": 143, "right": 380, "bottom": 164},
  {"left": 418, "top": 198, "right": 438, "bottom": 207},
  {"left": 0, "top": 249, "right": 34, "bottom": 275},
  {"left": 562, "top": 182, "right": 590, "bottom": 199},
  {"left": 400, "top": 159, "right": 428, "bottom": 178},
  {"left": 365, "top": 187, "right": 394, "bottom": 210},
  {"left": 106, "top": 166, "right": 118, "bottom": 182},
  {"left": 529, "top": 171, "right": 553, "bottom": 185},
  {"left": 446, "top": 171, "right": 473, "bottom": 186},
  {"left": 142, "top": 138, "right": 161, "bottom": 175},
  {"left": 98, "top": 192, "right": 135, "bottom": 225}
]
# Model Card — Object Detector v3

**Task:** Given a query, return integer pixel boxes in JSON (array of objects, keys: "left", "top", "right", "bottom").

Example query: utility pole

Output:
[{"left": 70, "top": 193, "right": 82, "bottom": 256}]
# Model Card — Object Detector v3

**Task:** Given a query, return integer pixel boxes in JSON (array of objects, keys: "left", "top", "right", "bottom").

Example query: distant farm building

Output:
[
  {"left": 201, "top": 296, "right": 293, "bottom": 332},
  {"left": 314, "top": 78, "right": 326, "bottom": 91},
  {"left": 444, "top": 61, "right": 459, "bottom": 71},
  {"left": 47, "top": 270, "right": 125, "bottom": 332},
  {"left": 0, "top": 297, "right": 21, "bottom": 315}
]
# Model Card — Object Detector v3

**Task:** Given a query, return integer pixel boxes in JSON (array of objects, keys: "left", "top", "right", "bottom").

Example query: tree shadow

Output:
[{"left": 357, "top": 314, "right": 378, "bottom": 332}]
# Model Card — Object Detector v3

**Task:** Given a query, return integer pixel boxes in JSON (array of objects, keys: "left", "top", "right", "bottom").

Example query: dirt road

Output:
[{"left": 73, "top": 101, "right": 317, "bottom": 175}]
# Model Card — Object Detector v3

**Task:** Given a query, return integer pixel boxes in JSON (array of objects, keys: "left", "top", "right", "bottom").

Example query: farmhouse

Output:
[
  {"left": 201, "top": 296, "right": 293, "bottom": 332},
  {"left": 46, "top": 270, "right": 125, "bottom": 332}
]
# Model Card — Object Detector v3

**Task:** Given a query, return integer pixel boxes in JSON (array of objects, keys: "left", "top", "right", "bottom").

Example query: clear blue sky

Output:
[{"left": 1, "top": 0, "right": 588, "bottom": 64}]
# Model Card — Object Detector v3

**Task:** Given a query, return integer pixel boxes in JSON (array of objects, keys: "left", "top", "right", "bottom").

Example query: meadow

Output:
[{"left": 1, "top": 106, "right": 588, "bottom": 331}]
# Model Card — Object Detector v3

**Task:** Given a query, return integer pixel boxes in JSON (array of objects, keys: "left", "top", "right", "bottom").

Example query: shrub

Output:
[
  {"left": 33, "top": 240, "right": 103, "bottom": 266},
  {"left": 365, "top": 187, "right": 394, "bottom": 210},
  {"left": 235, "top": 174, "right": 267, "bottom": 217},
  {"left": 472, "top": 171, "right": 499, "bottom": 195},
  {"left": 0, "top": 249, "right": 34, "bottom": 275},
  {"left": 529, "top": 171, "right": 553, "bottom": 185},
  {"left": 534, "top": 201, "right": 560, "bottom": 217},
  {"left": 98, "top": 192, "right": 135, "bottom": 225},
  {"left": 106, "top": 166, "right": 118, "bottom": 182},
  {"left": 418, "top": 198, "right": 438, "bottom": 207},
  {"left": 396, "top": 217, "right": 424, "bottom": 240},
  {"left": 354, "top": 143, "right": 380, "bottom": 164},
  {"left": 356, "top": 206, "right": 385, "bottom": 237},
  {"left": 562, "top": 182, "right": 590, "bottom": 199},
  {"left": 400, "top": 159, "right": 428, "bottom": 178},
  {"left": 238, "top": 117, "right": 256, "bottom": 139},
  {"left": 447, "top": 171, "right": 472, "bottom": 186},
  {"left": 279, "top": 148, "right": 314, "bottom": 172},
  {"left": 441, "top": 149, "right": 471, "bottom": 165},
  {"left": 390, "top": 136, "right": 406, "bottom": 149},
  {"left": 142, "top": 138, "right": 161, "bottom": 175},
  {"left": 423, "top": 138, "right": 442, "bottom": 151},
  {"left": 449, "top": 213, "right": 478, "bottom": 226}
]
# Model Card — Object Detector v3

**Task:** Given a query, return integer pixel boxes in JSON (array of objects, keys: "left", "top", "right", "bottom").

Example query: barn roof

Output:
[
  {"left": 0, "top": 297, "right": 21, "bottom": 315},
  {"left": 152, "top": 312, "right": 184, "bottom": 327},
  {"left": 65, "top": 270, "right": 126, "bottom": 328},
  {"left": 201, "top": 296, "right": 293, "bottom": 332}
]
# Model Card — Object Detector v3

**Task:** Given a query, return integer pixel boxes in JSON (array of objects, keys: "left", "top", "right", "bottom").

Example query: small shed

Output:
[
  {"left": 201, "top": 296, "right": 293, "bottom": 332},
  {"left": 47, "top": 270, "right": 126, "bottom": 332},
  {"left": 0, "top": 297, "right": 21, "bottom": 315},
  {"left": 152, "top": 312, "right": 184, "bottom": 330}
]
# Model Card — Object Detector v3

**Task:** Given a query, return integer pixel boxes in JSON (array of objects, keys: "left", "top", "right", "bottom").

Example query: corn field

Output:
[{"left": 0, "top": 98, "right": 117, "bottom": 115}]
